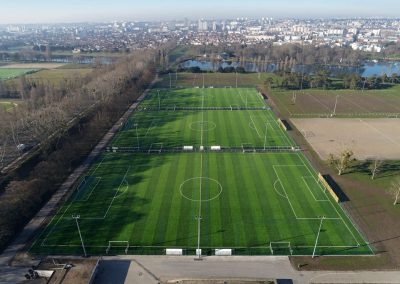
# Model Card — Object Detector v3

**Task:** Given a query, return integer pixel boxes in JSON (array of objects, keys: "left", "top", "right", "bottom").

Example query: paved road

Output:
[{"left": 93, "top": 256, "right": 400, "bottom": 284}]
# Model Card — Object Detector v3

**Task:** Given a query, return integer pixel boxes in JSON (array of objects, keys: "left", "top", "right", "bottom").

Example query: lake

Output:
[{"left": 180, "top": 60, "right": 400, "bottom": 78}]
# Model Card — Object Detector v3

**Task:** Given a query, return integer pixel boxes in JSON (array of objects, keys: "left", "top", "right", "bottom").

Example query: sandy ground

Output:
[
  {"left": 0, "top": 63, "right": 65, "bottom": 69},
  {"left": 291, "top": 118, "right": 400, "bottom": 160}
]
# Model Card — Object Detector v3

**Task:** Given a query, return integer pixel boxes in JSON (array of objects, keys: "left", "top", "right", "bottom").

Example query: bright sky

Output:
[{"left": 0, "top": 0, "right": 399, "bottom": 24}]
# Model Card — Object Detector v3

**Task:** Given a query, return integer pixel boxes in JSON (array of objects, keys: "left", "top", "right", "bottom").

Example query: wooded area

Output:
[{"left": 0, "top": 48, "right": 158, "bottom": 253}]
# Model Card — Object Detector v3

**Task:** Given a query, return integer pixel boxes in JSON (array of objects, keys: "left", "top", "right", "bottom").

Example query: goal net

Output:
[
  {"left": 242, "top": 143, "right": 256, "bottom": 153},
  {"left": 106, "top": 241, "right": 130, "bottom": 254},
  {"left": 269, "top": 242, "right": 293, "bottom": 255},
  {"left": 148, "top": 143, "right": 163, "bottom": 154}
]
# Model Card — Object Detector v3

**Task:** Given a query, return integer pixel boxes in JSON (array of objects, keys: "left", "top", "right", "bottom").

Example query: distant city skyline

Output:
[{"left": 0, "top": 0, "right": 399, "bottom": 24}]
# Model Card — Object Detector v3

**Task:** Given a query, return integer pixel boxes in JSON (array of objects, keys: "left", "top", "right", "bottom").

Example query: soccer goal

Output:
[
  {"left": 242, "top": 143, "right": 256, "bottom": 153},
  {"left": 148, "top": 143, "right": 163, "bottom": 154},
  {"left": 106, "top": 241, "right": 129, "bottom": 254},
  {"left": 269, "top": 242, "right": 293, "bottom": 255}
]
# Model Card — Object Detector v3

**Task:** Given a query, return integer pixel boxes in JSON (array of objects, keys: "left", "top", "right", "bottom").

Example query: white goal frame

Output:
[
  {"left": 269, "top": 242, "right": 293, "bottom": 255},
  {"left": 241, "top": 143, "right": 256, "bottom": 153},
  {"left": 148, "top": 143, "right": 163, "bottom": 154},
  {"left": 106, "top": 241, "right": 130, "bottom": 254}
]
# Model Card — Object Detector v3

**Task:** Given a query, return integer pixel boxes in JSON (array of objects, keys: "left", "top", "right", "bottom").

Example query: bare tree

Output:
[
  {"left": 328, "top": 149, "right": 354, "bottom": 176},
  {"left": 387, "top": 177, "right": 400, "bottom": 205},
  {"left": 368, "top": 159, "right": 383, "bottom": 180}
]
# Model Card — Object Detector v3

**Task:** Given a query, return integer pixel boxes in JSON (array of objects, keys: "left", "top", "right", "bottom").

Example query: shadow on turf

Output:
[{"left": 349, "top": 161, "right": 400, "bottom": 179}]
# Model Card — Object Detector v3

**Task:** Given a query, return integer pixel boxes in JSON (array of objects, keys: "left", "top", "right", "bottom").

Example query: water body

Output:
[{"left": 180, "top": 60, "right": 400, "bottom": 78}]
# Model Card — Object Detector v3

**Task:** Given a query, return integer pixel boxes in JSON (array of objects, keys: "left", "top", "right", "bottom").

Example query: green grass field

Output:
[
  {"left": 0, "top": 68, "right": 37, "bottom": 80},
  {"left": 140, "top": 87, "right": 266, "bottom": 109},
  {"left": 31, "top": 87, "right": 372, "bottom": 257},
  {"left": 270, "top": 85, "right": 400, "bottom": 117},
  {"left": 21, "top": 68, "right": 93, "bottom": 85},
  {"left": 0, "top": 101, "right": 16, "bottom": 111},
  {"left": 155, "top": 72, "right": 278, "bottom": 88},
  {"left": 111, "top": 109, "right": 293, "bottom": 149}
]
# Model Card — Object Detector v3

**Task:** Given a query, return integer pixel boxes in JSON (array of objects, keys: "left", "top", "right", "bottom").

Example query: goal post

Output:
[
  {"left": 106, "top": 241, "right": 129, "bottom": 254},
  {"left": 148, "top": 143, "right": 163, "bottom": 154},
  {"left": 269, "top": 242, "right": 293, "bottom": 255},
  {"left": 241, "top": 143, "right": 256, "bottom": 153}
]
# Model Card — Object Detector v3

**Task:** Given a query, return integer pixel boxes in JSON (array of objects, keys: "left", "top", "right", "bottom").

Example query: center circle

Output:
[
  {"left": 180, "top": 177, "right": 223, "bottom": 202},
  {"left": 189, "top": 121, "right": 216, "bottom": 132}
]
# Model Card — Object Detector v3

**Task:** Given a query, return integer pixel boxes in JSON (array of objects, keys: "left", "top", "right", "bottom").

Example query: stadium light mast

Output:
[
  {"left": 72, "top": 214, "right": 87, "bottom": 257},
  {"left": 196, "top": 215, "right": 202, "bottom": 260},
  {"left": 157, "top": 90, "right": 161, "bottom": 110},
  {"left": 332, "top": 95, "right": 339, "bottom": 116},
  {"left": 134, "top": 123, "right": 139, "bottom": 149},
  {"left": 263, "top": 124, "right": 268, "bottom": 150},
  {"left": 312, "top": 216, "right": 325, "bottom": 258},
  {"left": 235, "top": 72, "right": 238, "bottom": 88},
  {"left": 362, "top": 78, "right": 367, "bottom": 93}
]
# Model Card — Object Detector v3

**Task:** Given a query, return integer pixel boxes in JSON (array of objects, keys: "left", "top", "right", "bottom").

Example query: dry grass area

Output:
[
  {"left": 270, "top": 86, "right": 400, "bottom": 117},
  {"left": 291, "top": 118, "right": 400, "bottom": 160},
  {"left": 0, "top": 63, "right": 66, "bottom": 69}
]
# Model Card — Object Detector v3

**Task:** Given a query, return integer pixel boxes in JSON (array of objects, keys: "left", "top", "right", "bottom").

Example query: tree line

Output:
[
  {"left": 0, "top": 49, "right": 157, "bottom": 253},
  {"left": 270, "top": 71, "right": 400, "bottom": 90}
]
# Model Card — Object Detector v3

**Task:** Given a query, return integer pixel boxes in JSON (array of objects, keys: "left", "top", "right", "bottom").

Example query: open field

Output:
[
  {"left": 0, "top": 63, "right": 66, "bottom": 69},
  {"left": 112, "top": 109, "right": 293, "bottom": 149},
  {"left": 291, "top": 118, "right": 400, "bottom": 160},
  {"left": 30, "top": 87, "right": 371, "bottom": 257},
  {"left": 140, "top": 87, "right": 266, "bottom": 109},
  {"left": 31, "top": 152, "right": 370, "bottom": 256},
  {"left": 0, "top": 101, "right": 18, "bottom": 111},
  {"left": 155, "top": 72, "right": 276, "bottom": 88},
  {"left": 20, "top": 68, "right": 93, "bottom": 85},
  {"left": 270, "top": 86, "right": 400, "bottom": 117},
  {"left": 0, "top": 68, "right": 38, "bottom": 80}
]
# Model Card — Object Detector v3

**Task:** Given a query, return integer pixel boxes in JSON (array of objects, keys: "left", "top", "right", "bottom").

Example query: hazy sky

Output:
[{"left": 0, "top": 0, "right": 399, "bottom": 24}]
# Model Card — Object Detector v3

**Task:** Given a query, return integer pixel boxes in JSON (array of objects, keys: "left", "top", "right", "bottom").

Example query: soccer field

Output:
[
  {"left": 111, "top": 109, "right": 294, "bottom": 149},
  {"left": 139, "top": 87, "right": 266, "bottom": 109},
  {"left": 31, "top": 87, "right": 372, "bottom": 256}
]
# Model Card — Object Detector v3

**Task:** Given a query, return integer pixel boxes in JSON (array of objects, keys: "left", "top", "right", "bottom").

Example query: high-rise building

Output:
[{"left": 198, "top": 19, "right": 208, "bottom": 32}]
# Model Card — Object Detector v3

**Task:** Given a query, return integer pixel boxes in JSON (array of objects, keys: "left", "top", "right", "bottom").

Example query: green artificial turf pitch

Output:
[
  {"left": 31, "top": 152, "right": 371, "bottom": 256},
  {"left": 139, "top": 87, "right": 266, "bottom": 109},
  {"left": 31, "top": 87, "right": 372, "bottom": 256},
  {"left": 111, "top": 109, "right": 294, "bottom": 149}
]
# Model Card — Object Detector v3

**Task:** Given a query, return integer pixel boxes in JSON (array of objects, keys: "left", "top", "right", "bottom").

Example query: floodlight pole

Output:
[
  {"left": 362, "top": 78, "right": 367, "bottom": 93},
  {"left": 264, "top": 124, "right": 268, "bottom": 150},
  {"left": 135, "top": 124, "right": 139, "bottom": 149},
  {"left": 235, "top": 72, "right": 238, "bottom": 88},
  {"left": 72, "top": 215, "right": 87, "bottom": 257},
  {"left": 157, "top": 90, "right": 161, "bottom": 110},
  {"left": 312, "top": 216, "right": 325, "bottom": 258},
  {"left": 196, "top": 215, "right": 202, "bottom": 259},
  {"left": 202, "top": 73, "right": 205, "bottom": 89},
  {"left": 332, "top": 95, "right": 339, "bottom": 116}
]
